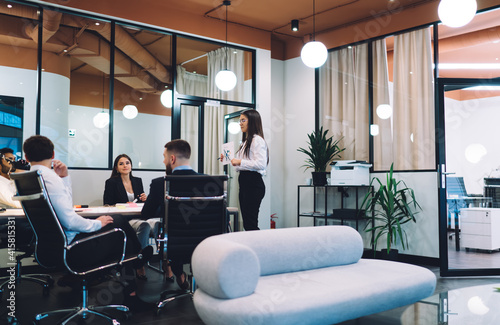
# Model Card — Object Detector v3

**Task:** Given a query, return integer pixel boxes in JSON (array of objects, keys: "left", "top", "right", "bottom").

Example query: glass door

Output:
[
  {"left": 179, "top": 100, "right": 203, "bottom": 172},
  {"left": 438, "top": 78, "right": 500, "bottom": 276}
]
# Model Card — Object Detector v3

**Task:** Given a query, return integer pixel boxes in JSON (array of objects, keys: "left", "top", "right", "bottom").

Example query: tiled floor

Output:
[{"left": 2, "top": 263, "right": 500, "bottom": 325}]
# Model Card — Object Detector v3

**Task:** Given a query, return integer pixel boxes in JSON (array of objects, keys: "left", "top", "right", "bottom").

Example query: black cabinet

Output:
[{"left": 297, "top": 185, "right": 372, "bottom": 231}]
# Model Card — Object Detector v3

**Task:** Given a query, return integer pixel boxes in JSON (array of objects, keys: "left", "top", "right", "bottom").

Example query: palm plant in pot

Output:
[
  {"left": 361, "top": 163, "right": 421, "bottom": 260},
  {"left": 297, "top": 127, "right": 345, "bottom": 186}
]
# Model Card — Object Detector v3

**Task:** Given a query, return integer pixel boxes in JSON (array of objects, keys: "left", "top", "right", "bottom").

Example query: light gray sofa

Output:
[{"left": 191, "top": 225, "right": 436, "bottom": 325}]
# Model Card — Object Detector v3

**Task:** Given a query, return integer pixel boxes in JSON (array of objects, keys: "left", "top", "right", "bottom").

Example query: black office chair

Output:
[
  {"left": 0, "top": 223, "right": 53, "bottom": 299},
  {"left": 156, "top": 175, "right": 228, "bottom": 315},
  {"left": 10, "top": 170, "right": 136, "bottom": 325}
]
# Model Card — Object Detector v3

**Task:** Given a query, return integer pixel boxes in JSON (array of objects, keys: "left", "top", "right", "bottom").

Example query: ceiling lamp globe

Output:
[
  {"left": 215, "top": 69, "right": 237, "bottom": 91},
  {"left": 160, "top": 89, "right": 173, "bottom": 108},
  {"left": 301, "top": 41, "right": 328, "bottom": 68},
  {"left": 438, "top": 0, "right": 477, "bottom": 28},
  {"left": 376, "top": 104, "right": 393, "bottom": 120},
  {"left": 228, "top": 121, "right": 241, "bottom": 134},
  {"left": 122, "top": 105, "right": 138, "bottom": 119},
  {"left": 93, "top": 111, "right": 109, "bottom": 129}
]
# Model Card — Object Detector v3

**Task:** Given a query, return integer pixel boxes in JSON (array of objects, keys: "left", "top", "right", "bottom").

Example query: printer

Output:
[{"left": 330, "top": 160, "right": 372, "bottom": 185}]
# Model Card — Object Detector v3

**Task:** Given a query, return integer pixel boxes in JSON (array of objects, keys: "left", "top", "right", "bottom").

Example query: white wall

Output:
[
  {"left": 256, "top": 48, "right": 272, "bottom": 230},
  {"left": 269, "top": 59, "right": 285, "bottom": 227},
  {"left": 445, "top": 95, "right": 500, "bottom": 194},
  {"left": 282, "top": 57, "right": 316, "bottom": 228}
]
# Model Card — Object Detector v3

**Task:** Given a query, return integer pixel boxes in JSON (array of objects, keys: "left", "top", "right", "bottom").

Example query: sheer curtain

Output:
[
  {"left": 204, "top": 48, "right": 244, "bottom": 175},
  {"left": 393, "top": 28, "right": 435, "bottom": 170},
  {"left": 177, "top": 65, "right": 208, "bottom": 170},
  {"left": 319, "top": 44, "right": 369, "bottom": 161},
  {"left": 372, "top": 39, "right": 393, "bottom": 170}
]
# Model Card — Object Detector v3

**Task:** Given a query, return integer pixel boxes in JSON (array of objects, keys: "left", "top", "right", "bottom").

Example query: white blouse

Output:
[{"left": 234, "top": 135, "right": 268, "bottom": 176}]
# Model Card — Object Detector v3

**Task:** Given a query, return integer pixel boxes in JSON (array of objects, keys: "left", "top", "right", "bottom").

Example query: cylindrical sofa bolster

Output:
[
  {"left": 192, "top": 226, "right": 363, "bottom": 299},
  {"left": 192, "top": 237, "right": 260, "bottom": 299}
]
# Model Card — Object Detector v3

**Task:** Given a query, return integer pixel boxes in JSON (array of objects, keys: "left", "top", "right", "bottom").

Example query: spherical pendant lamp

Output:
[
  {"left": 216, "top": 1, "right": 237, "bottom": 92},
  {"left": 122, "top": 105, "right": 138, "bottom": 119},
  {"left": 376, "top": 104, "right": 393, "bottom": 120},
  {"left": 93, "top": 111, "right": 109, "bottom": 129},
  {"left": 300, "top": 0, "right": 328, "bottom": 68},
  {"left": 215, "top": 69, "right": 237, "bottom": 91},
  {"left": 438, "top": 0, "right": 477, "bottom": 28},
  {"left": 160, "top": 89, "right": 173, "bottom": 108},
  {"left": 301, "top": 41, "right": 328, "bottom": 68}
]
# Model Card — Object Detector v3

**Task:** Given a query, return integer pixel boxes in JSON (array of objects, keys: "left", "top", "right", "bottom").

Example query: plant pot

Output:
[
  {"left": 312, "top": 172, "right": 328, "bottom": 186},
  {"left": 379, "top": 249, "right": 399, "bottom": 261}
]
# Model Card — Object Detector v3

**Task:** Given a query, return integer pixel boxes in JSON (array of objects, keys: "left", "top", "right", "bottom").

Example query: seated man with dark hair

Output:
[
  {"left": 141, "top": 139, "right": 198, "bottom": 290},
  {"left": 23, "top": 135, "right": 153, "bottom": 311}
]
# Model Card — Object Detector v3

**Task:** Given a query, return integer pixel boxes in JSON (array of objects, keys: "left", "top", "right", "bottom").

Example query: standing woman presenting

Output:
[{"left": 230, "top": 109, "right": 268, "bottom": 231}]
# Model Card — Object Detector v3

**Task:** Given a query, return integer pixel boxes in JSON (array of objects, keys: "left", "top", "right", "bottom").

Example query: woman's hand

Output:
[
  {"left": 231, "top": 158, "right": 241, "bottom": 166},
  {"left": 139, "top": 193, "right": 147, "bottom": 201}
]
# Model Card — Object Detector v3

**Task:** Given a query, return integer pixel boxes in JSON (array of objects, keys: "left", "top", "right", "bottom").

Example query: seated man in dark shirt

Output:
[{"left": 141, "top": 139, "right": 198, "bottom": 290}]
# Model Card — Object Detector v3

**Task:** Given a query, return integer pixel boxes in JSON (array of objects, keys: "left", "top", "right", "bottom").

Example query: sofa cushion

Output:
[
  {"left": 192, "top": 237, "right": 260, "bottom": 299},
  {"left": 213, "top": 226, "right": 363, "bottom": 276}
]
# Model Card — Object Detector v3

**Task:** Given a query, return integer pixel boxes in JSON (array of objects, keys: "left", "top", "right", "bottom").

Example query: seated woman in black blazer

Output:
[{"left": 103, "top": 154, "right": 157, "bottom": 280}]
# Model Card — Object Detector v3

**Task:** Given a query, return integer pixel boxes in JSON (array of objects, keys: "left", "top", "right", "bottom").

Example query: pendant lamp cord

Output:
[
  {"left": 313, "top": 0, "right": 316, "bottom": 41},
  {"left": 225, "top": 2, "right": 229, "bottom": 70}
]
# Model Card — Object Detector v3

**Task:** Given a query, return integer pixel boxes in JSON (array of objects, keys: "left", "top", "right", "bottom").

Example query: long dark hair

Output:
[
  {"left": 111, "top": 154, "right": 134, "bottom": 178},
  {"left": 237, "top": 109, "right": 268, "bottom": 164}
]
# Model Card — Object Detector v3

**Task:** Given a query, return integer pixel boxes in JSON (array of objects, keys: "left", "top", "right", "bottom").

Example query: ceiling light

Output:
[
  {"left": 464, "top": 86, "right": 500, "bottom": 91},
  {"left": 439, "top": 63, "right": 500, "bottom": 69},
  {"left": 300, "top": 0, "right": 328, "bottom": 68},
  {"left": 370, "top": 124, "right": 380, "bottom": 136},
  {"left": 161, "top": 89, "right": 173, "bottom": 108},
  {"left": 215, "top": 1, "right": 237, "bottom": 92},
  {"left": 122, "top": 105, "right": 138, "bottom": 119},
  {"left": 7, "top": 4, "right": 12, "bottom": 8},
  {"left": 228, "top": 121, "right": 241, "bottom": 134},
  {"left": 291, "top": 19, "right": 299, "bottom": 32},
  {"left": 465, "top": 143, "right": 487, "bottom": 164},
  {"left": 438, "top": 0, "right": 477, "bottom": 28},
  {"left": 93, "top": 111, "right": 109, "bottom": 128},
  {"left": 376, "top": 104, "right": 392, "bottom": 119}
]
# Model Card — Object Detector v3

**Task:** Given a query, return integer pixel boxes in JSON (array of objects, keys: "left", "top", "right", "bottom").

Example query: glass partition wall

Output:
[{"left": 0, "top": 0, "right": 255, "bottom": 173}]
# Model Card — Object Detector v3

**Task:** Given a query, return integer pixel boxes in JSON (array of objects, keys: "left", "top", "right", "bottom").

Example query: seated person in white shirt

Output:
[
  {"left": 22, "top": 136, "right": 154, "bottom": 312},
  {"left": 0, "top": 147, "right": 33, "bottom": 246},
  {"left": 0, "top": 147, "right": 22, "bottom": 209}
]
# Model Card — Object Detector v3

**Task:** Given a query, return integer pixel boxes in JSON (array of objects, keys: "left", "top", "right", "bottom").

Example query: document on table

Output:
[{"left": 221, "top": 142, "right": 234, "bottom": 165}]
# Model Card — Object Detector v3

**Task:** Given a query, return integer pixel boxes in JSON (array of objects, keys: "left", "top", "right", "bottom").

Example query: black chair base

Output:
[
  {"left": 34, "top": 280, "right": 129, "bottom": 325},
  {"left": 156, "top": 275, "right": 195, "bottom": 315},
  {"left": 0, "top": 257, "right": 54, "bottom": 300}
]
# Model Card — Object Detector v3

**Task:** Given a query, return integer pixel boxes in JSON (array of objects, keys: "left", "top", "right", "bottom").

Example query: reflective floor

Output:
[{"left": 2, "top": 263, "right": 500, "bottom": 324}]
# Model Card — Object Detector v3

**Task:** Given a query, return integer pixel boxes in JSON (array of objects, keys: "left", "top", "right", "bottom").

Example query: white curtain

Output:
[
  {"left": 177, "top": 65, "right": 208, "bottom": 171},
  {"left": 204, "top": 48, "right": 245, "bottom": 175},
  {"left": 372, "top": 39, "right": 393, "bottom": 170},
  {"left": 319, "top": 44, "right": 369, "bottom": 162},
  {"left": 393, "top": 28, "right": 435, "bottom": 170},
  {"left": 176, "top": 65, "right": 208, "bottom": 97}
]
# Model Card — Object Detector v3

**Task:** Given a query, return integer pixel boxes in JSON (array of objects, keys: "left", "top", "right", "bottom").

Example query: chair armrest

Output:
[{"left": 65, "top": 228, "right": 126, "bottom": 275}]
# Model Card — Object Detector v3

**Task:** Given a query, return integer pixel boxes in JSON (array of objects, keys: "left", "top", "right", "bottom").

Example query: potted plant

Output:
[
  {"left": 297, "top": 127, "right": 345, "bottom": 186},
  {"left": 361, "top": 163, "right": 421, "bottom": 260}
]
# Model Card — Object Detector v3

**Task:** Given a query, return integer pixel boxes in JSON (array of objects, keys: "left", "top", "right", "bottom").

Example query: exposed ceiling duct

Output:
[{"left": 0, "top": 6, "right": 171, "bottom": 93}]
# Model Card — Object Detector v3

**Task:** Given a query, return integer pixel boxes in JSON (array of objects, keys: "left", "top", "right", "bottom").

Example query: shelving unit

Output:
[{"left": 297, "top": 185, "right": 372, "bottom": 231}]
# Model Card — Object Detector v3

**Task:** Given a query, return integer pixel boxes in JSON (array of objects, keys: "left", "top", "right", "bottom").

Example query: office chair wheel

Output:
[{"left": 42, "top": 284, "right": 50, "bottom": 296}]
